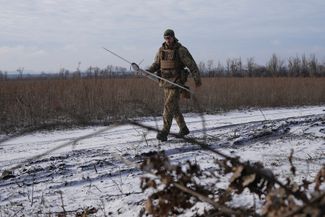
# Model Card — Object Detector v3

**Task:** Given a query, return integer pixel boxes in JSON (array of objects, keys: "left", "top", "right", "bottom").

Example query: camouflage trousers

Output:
[{"left": 161, "top": 88, "right": 187, "bottom": 133}]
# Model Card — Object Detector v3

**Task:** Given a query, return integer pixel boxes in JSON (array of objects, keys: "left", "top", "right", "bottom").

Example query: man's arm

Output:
[
  {"left": 179, "top": 47, "right": 202, "bottom": 87},
  {"left": 147, "top": 50, "right": 160, "bottom": 73}
]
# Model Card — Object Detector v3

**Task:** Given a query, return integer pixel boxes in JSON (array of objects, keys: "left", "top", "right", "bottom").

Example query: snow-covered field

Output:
[{"left": 1, "top": 106, "right": 325, "bottom": 216}]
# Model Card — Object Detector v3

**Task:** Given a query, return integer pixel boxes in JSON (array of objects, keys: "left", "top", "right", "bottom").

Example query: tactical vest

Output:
[{"left": 159, "top": 47, "right": 184, "bottom": 78}]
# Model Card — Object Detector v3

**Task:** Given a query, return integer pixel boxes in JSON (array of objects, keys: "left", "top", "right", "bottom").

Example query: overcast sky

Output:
[{"left": 1, "top": 0, "right": 324, "bottom": 72}]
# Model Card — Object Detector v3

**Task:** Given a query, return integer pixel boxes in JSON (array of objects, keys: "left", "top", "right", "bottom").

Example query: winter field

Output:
[{"left": 0, "top": 106, "right": 325, "bottom": 216}]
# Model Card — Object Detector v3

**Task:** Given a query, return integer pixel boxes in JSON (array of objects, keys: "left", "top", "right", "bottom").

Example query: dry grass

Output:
[
  {"left": 1, "top": 77, "right": 324, "bottom": 131},
  {"left": 196, "top": 77, "right": 325, "bottom": 111}
]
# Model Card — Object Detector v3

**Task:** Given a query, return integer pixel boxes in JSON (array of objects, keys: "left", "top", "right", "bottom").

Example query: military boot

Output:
[
  {"left": 156, "top": 131, "right": 168, "bottom": 142},
  {"left": 176, "top": 126, "right": 190, "bottom": 138}
]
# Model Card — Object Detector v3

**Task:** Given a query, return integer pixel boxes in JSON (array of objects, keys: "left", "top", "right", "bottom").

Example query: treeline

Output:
[
  {"left": 1, "top": 54, "right": 324, "bottom": 80},
  {"left": 0, "top": 65, "right": 130, "bottom": 80},
  {"left": 199, "top": 53, "right": 325, "bottom": 77}
]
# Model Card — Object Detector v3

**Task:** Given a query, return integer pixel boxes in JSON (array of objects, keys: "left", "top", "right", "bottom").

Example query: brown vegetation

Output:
[
  {"left": 140, "top": 149, "right": 325, "bottom": 217},
  {"left": 197, "top": 77, "right": 325, "bottom": 111},
  {"left": 1, "top": 77, "right": 324, "bottom": 132}
]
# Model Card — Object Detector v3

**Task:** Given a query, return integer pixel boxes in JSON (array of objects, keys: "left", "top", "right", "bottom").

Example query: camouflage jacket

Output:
[{"left": 147, "top": 40, "right": 201, "bottom": 88}]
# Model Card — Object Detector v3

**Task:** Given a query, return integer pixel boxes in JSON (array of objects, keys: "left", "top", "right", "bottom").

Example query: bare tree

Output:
[
  {"left": 247, "top": 57, "right": 256, "bottom": 77},
  {"left": 308, "top": 54, "right": 319, "bottom": 77},
  {"left": 198, "top": 61, "right": 207, "bottom": 75},
  {"left": 73, "top": 61, "right": 82, "bottom": 78},
  {"left": 288, "top": 56, "right": 301, "bottom": 77},
  {"left": 207, "top": 60, "right": 214, "bottom": 71},
  {"left": 301, "top": 54, "right": 308, "bottom": 77},
  {"left": 17, "top": 67, "right": 24, "bottom": 79},
  {"left": 267, "top": 54, "right": 284, "bottom": 77},
  {"left": 206, "top": 59, "right": 214, "bottom": 76},
  {"left": 226, "top": 58, "right": 231, "bottom": 76},
  {"left": 216, "top": 61, "right": 225, "bottom": 77},
  {"left": 227, "top": 58, "right": 243, "bottom": 77}
]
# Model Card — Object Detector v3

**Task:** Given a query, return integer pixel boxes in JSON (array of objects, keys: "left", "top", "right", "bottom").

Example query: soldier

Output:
[{"left": 147, "top": 29, "right": 202, "bottom": 141}]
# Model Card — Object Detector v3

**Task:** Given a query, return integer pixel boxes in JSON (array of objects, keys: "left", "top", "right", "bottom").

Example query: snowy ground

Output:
[{"left": 0, "top": 106, "right": 325, "bottom": 216}]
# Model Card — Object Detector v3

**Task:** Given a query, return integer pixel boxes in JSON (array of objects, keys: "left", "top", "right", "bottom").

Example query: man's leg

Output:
[
  {"left": 174, "top": 105, "right": 190, "bottom": 137},
  {"left": 163, "top": 88, "right": 177, "bottom": 132},
  {"left": 173, "top": 91, "right": 189, "bottom": 135},
  {"left": 157, "top": 88, "right": 188, "bottom": 141},
  {"left": 157, "top": 88, "right": 177, "bottom": 141}
]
